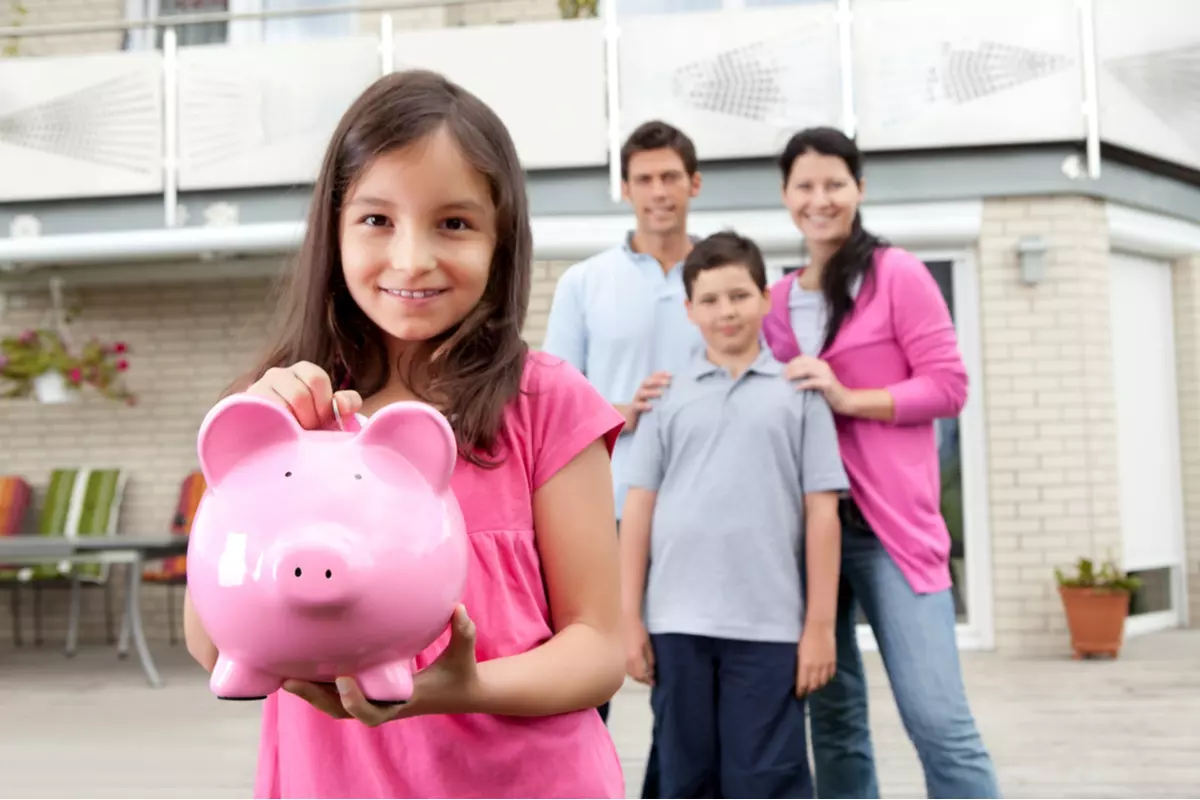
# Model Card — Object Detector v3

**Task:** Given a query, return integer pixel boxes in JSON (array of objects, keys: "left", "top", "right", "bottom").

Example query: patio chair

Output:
[
  {"left": 142, "top": 471, "right": 206, "bottom": 646},
  {"left": 0, "top": 475, "right": 34, "bottom": 646},
  {"left": 2, "top": 468, "right": 128, "bottom": 653}
]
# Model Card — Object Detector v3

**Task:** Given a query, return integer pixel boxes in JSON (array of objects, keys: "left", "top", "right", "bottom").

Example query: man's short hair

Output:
[{"left": 620, "top": 120, "right": 699, "bottom": 181}]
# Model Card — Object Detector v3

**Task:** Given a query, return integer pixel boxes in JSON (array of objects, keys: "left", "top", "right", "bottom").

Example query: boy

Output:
[{"left": 618, "top": 231, "right": 848, "bottom": 799}]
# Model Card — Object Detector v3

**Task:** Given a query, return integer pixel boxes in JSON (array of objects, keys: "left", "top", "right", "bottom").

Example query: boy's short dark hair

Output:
[
  {"left": 682, "top": 231, "right": 768, "bottom": 300},
  {"left": 620, "top": 120, "right": 698, "bottom": 181}
]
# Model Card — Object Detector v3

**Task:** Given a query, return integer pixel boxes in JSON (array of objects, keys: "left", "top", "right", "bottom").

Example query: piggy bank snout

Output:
[{"left": 275, "top": 543, "right": 357, "bottom": 610}]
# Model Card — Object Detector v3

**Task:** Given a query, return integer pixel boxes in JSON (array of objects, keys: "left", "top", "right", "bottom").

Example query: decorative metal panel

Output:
[
  {"left": 0, "top": 53, "right": 163, "bottom": 202},
  {"left": 176, "top": 37, "right": 380, "bottom": 191},
  {"left": 1095, "top": 0, "right": 1200, "bottom": 172},
  {"left": 852, "top": 0, "right": 1085, "bottom": 151},
  {"left": 618, "top": 4, "right": 842, "bottom": 160},
  {"left": 391, "top": 19, "right": 609, "bottom": 169}
]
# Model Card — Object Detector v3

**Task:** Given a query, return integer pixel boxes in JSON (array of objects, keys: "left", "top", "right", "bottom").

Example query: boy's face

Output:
[{"left": 685, "top": 264, "right": 770, "bottom": 356}]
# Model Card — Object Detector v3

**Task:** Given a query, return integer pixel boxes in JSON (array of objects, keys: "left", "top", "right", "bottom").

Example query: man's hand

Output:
[{"left": 615, "top": 371, "right": 673, "bottom": 435}]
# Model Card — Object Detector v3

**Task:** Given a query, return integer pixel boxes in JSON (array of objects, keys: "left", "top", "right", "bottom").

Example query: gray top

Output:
[
  {"left": 788, "top": 279, "right": 829, "bottom": 356},
  {"left": 624, "top": 346, "right": 850, "bottom": 644}
]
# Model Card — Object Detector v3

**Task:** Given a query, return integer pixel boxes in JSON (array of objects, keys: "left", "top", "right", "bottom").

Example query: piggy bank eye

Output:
[
  {"left": 354, "top": 474, "right": 362, "bottom": 480},
  {"left": 285, "top": 471, "right": 292, "bottom": 477}
]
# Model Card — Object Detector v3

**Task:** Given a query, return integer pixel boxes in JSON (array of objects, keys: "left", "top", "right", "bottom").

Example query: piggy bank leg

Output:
[
  {"left": 355, "top": 659, "right": 415, "bottom": 706},
  {"left": 211, "top": 654, "right": 282, "bottom": 701}
]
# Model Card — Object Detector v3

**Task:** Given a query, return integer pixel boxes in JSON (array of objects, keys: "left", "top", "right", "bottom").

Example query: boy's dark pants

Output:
[{"left": 650, "top": 633, "right": 813, "bottom": 799}]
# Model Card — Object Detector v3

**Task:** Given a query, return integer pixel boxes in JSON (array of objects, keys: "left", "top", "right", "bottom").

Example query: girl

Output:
[
  {"left": 760, "top": 127, "right": 1001, "bottom": 799},
  {"left": 183, "top": 69, "right": 627, "bottom": 799}
]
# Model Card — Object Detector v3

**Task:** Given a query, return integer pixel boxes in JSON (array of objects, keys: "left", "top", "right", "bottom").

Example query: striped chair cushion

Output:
[
  {"left": 22, "top": 468, "right": 128, "bottom": 584},
  {"left": 144, "top": 471, "right": 207, "bottom": 582},
  {"left": 0, "top": 476, "right": 32, "bottom": 536}
]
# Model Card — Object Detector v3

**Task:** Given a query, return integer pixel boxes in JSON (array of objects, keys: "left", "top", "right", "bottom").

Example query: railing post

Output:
[
  {"left": 162, "top": 25, "right": 180, "bottom": 228},
  {"left": 1076, "top": 0, "right": 1101, "bottom": 179},
  {"left": 379, "top": 11, "right": 393, "bottom": 76},
  {"left": 836, "top": 0, "right": 856, "bottom": 140},
  {"left": 602, "top": 0, "right": 621, "bottom": 204}
]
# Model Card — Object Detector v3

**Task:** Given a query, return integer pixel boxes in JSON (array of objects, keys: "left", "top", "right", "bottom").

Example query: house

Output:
[{"left": 1, "top": 0, "right": 1198, "bottom": 657}]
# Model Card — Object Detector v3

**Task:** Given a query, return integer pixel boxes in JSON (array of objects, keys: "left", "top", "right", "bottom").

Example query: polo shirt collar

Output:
[
  {"left": 621, "top": 231, "right": 702, "bottom": 267},
  {"left": 691, "top": 346, "right": 781, "bottom": 379}
]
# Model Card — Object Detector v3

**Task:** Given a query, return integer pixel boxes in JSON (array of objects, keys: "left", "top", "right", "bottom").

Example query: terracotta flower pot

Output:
[{"left": 1058, "top": 586, "right": 1131, "bottom": 660}]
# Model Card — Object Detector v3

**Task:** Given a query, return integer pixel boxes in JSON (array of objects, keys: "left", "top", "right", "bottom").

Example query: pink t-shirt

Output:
[{"left": 253, "top": 351, "right": 627, "bottom": 799}]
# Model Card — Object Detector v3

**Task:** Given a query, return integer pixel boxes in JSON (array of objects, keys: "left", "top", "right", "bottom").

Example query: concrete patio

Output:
[{"left": 1, "top": 630, "right": 1198, "bottom": 799}]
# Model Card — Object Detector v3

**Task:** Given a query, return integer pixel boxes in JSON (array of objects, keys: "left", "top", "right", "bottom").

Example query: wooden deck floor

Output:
[{"left": 1, "top": 630, "right": 1198, "bottom": 798}]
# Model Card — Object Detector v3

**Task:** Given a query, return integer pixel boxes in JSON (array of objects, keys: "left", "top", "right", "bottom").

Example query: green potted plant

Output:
[
  {"left": 1054, "top": 557, "right": 1141, "bottom": 660},
  {"left": 0, "top": 328, "right": 135, "bottom": 405}
]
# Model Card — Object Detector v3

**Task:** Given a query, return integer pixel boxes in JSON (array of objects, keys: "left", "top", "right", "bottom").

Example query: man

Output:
[{"left": 541, "top": 119, "right": 706, "bottom": 799}]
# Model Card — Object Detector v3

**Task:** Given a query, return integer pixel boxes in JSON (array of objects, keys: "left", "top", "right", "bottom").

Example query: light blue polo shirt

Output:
[
  {"left": 624, "top": 347, "right": 849, "bottom": 643},
  {"left": 541, "top": 235, "right": 705, "bottom": 519}
]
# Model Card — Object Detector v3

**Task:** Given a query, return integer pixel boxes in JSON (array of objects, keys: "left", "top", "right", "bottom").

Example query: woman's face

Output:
[{"left": 781, "top": 150, "right": 864, "bottom": 250}]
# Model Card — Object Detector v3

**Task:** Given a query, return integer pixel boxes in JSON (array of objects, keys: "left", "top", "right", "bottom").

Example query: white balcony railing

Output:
[{"left": 0, "top": 0, "right": 1196, "bottom": 214}]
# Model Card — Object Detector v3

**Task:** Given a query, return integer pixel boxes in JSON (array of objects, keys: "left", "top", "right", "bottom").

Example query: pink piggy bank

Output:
[{"left": 186, "top": 392, "right": 468, "bottom": 705}]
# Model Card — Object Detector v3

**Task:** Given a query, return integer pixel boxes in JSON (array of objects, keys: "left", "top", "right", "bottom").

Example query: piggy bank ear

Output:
[
  {"left": 356, "top": 401, "right": 457, "bottom": 492},
  {"left": 197, "top": 394, "right": 301, "bottom": 487}
]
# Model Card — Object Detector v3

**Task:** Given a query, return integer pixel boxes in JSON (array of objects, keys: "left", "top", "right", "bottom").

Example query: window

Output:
[
  {"left": 123, "top": 0, "right": 355, "bottom": 50},
  {"left": 614, "top": 0, "right": 826, "bottom": 14}
]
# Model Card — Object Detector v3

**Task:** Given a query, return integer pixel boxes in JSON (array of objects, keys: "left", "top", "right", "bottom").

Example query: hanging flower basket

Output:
[
  {"left": 0, "top": 328, "right": 135, "bottom": 405},
  {"left": 32, "top": 370, "right": 80, "bottom": 404}
]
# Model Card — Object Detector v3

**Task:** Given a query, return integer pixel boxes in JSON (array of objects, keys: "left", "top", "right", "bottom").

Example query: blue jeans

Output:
[{"left": 808, "top": 503, "right": 1001, "bottom": 799}]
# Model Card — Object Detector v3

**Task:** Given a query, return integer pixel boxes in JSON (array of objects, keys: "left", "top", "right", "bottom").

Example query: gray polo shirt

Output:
[{"left": 624, "top": 347, "right": 849, "bottom": 644}]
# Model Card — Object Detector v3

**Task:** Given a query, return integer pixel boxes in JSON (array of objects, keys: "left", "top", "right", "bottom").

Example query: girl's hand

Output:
[
  {"left": 795, "top": 624, "right": 836, "bottom": 698},
  {"left": 624, "top": 617, "right": 655, "bottom": 685},
  {"left": 246, "top": 361, "right": 362, "bottom": 431},
  {"left": 283, "top": 605, "right": 480, "bottom": 727},
  {"left": 784, "top": 355, "right": 850, "bottom": 414}
]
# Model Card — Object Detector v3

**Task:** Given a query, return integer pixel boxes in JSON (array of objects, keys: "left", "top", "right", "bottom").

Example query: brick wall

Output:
[
  {"left": 4, "top": 0, "right": 124, "bottom": 56},
  {"left": 976, "top": 196, "right": 1123, "bottom": 655},
  {"left": 1171, "top": 254, "right": 1200, "bottom": 624},
  {"left": 0, "top": 257, "right": 570, "bottom": 647}
]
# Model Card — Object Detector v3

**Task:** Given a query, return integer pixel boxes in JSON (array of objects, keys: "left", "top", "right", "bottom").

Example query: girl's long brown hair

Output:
[{"left": 241, "top": 69, "right": 532, "bottom": 468}]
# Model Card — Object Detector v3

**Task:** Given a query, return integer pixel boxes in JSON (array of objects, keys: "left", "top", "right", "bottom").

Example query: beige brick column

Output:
[
  {"left": 1171, "top": 254, "right": 1200, "bottom": 624},
  {"left": 977, "top": 196, "right": 1122, "bottom": 655}
]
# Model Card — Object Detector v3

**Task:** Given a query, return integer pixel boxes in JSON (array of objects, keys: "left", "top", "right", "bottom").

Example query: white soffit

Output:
[
  {"left": 1107, "top": 203, "right": 1200, "bottom": 260},
  {"left": 0, "top": 201, "right": 984, "bottom": 282}
]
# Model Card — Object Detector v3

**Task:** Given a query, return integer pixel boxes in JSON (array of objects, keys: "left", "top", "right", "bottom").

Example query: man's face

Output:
[{"left": 622, "top": 148, "right": 701, "bottom": 236}]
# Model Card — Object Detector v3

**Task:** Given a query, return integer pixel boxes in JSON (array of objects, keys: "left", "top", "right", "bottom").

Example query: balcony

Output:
[{"left": 0, "top": 0, "right": 1196, "bottom": 212}]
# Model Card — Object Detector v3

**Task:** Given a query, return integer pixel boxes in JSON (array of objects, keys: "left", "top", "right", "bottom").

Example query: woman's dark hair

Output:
[
  {"left": 777, "top": 126, "right": 887, "bottom": 352},
  {"left": 242, "top": 69, "right": 532, "bottom": 468}
]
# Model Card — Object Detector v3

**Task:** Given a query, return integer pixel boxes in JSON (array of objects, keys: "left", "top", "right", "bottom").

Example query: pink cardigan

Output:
[{"left": 762, "top": 247, "right": 967, "bottom": 594}]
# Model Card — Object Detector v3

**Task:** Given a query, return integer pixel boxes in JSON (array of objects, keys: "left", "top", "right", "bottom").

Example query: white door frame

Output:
[
  {"left": 1106, "top": 201, "right": 1200, "bottom": 636},
  {"left": 764, "top": 246, "right": 995, "bottom": 652},
  {"left": 1109, "top": 250, "right": 1189, "bottom": 637}
]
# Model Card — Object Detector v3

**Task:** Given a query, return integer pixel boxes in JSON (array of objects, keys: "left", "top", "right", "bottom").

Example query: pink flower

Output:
[
  {"left": 68, "top": 367, "right": 83, "bottom": 384},
  {"left": 18, "top": 329, "right": 36, "bottom": 344},
  {"left": 116, "top": 359, "right": 129, "bottom": 372},
  {"left": 112, "top": 342, "right": 128, "bottom": 354}
]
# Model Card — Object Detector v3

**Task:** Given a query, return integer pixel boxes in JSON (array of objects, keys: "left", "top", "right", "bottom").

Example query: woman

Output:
[{"left": 760, "top": 126, "right": 1000, "bottom": 799}]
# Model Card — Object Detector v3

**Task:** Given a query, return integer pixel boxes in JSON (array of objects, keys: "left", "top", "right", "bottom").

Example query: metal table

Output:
[{"left": 0, "top": 535, "right": 189, "bottom": 688}]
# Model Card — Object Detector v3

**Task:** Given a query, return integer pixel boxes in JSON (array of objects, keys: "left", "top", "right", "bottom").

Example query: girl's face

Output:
[
  {"left": 781, "top": 150, "right": 863, "bottom": 249},
  {"left": 340, "top": 127, "right": 497, "bottom": 352}
]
